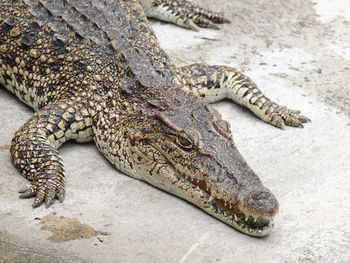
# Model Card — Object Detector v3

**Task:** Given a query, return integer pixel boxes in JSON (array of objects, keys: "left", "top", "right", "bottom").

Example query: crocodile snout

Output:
[{"left": 239, "top": 188, "right": 279, "bottom": 217}]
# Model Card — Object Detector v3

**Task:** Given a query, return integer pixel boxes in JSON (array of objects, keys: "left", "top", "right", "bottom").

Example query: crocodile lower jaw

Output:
[{"left": 174, "top": 172, "right": 274, "bottom": 237}]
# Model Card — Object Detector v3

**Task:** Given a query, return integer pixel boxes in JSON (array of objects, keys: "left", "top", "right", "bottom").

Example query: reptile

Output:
[{"left": 0, "top": 0, "right": 309, "bottom": 237}]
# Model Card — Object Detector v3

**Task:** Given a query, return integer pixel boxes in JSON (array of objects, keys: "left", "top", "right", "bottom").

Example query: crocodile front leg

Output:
[
  {"left": 180, "top": 64, "right": 310, "bottom": 129},
  {"left": 137, "top": 0, "right": 230, "bottom": 31},
  {"left": 10, "top": 100, "right": 92, "bottom": 208}
]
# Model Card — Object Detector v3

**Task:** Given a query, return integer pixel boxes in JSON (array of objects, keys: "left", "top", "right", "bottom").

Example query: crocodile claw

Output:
[
  {"left": 142, "top": 0, "right": 230, "bottom": 31},
  {"left": 273, "top": 106, "right": 311, "bottom": 129},
  {"left": 184, "top": 7, "right": 230, "bottom": 31},
  {"left": 18, "top": 178, "right": 65, "bottom": 208}
]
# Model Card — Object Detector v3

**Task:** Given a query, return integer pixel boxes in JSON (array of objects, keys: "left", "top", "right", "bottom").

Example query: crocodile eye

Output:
[{"left": 177, "top": 135, "right": 192, "bottom": 149}]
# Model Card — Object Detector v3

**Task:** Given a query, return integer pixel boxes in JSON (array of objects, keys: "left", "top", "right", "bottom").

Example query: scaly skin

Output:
[{"left": 0, "top": 0, "right": 309, "bottom": 237}]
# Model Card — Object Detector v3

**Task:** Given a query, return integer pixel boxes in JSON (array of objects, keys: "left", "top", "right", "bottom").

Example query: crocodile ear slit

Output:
[{"left": 155, "top": 112, "right": 183, "bottom": 132}]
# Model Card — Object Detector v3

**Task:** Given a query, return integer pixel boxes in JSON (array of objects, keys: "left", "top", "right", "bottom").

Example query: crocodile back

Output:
[{"left": 0, "top": 0, "right": 177, "bottom": 110}]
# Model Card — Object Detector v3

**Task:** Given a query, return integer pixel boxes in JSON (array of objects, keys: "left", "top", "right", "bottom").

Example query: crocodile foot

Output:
[
  {"left": 271, "top": 106, "right": 311, "bottom": 129},
  {"left": 139, "top": 0, "right": 230, "bottom": 31},
  {"left": 18, "top": 175, "right": 65, "bottom": 208}
]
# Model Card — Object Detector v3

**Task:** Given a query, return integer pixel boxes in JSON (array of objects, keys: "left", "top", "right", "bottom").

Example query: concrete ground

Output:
[{"left": 1, "top": 0, "right": 349, "bottom": 262}]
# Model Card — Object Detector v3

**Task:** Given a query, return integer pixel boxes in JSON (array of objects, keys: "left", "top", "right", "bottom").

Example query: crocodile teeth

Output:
[
  {"left": 234, "top": 214, "right": 238, "bottom": 221},
  {"left": 229, "top": 203, "right": 232, "bottom": 209},
  {"left": 208, "top": 196, "right": 214, "bottom": 203},
  {"left": 245, "top": 215, "right": 249, "bottom": 222}
]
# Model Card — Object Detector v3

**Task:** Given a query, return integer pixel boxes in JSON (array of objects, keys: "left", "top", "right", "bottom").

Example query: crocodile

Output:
[{"left": 0, "top": 0, "right": 309, "bottom": 237}]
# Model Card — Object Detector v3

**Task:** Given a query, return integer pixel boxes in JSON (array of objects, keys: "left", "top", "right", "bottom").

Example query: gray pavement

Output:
[{"left": 1, "top": 0, "right": 349, "bottom": 262}]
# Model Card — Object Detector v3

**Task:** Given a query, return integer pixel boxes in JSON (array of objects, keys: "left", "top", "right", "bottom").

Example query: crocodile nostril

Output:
[
  {"left": 251, "top": 191, "right": 269, "bottom": 201},
  {"left": 250, "top": 191, "right": 271, "bottom": 201}
]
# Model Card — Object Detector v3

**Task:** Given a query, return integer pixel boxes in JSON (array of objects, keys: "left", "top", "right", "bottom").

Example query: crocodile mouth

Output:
[
  {"left": 135, "top": 143, "right": 275, "bottom": 236},
  {"left": 173, "top": 171, "right": 274, "bottom": 237}
]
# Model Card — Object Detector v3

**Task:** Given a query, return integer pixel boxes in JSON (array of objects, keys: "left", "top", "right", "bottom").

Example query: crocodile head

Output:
[{"left": 129, "top": 103, "right": 278, "bottom": 237}]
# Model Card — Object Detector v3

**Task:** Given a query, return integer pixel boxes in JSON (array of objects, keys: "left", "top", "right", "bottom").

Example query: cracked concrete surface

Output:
[{"left": 0, "top": 0, "right": 350, "bottom": 262}]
